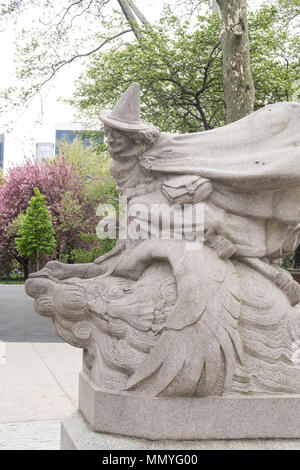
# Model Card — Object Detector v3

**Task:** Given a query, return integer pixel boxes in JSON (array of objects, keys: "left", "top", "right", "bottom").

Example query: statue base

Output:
[
  {"left": 77, "top": 372, "right": 300, "bottom": 441},
  {"left": 61, "top": 411, "right": 300, "bottom": 450}
]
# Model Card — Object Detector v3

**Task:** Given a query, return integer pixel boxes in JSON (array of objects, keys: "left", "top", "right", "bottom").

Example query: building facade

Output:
[
  {"left": 55, "top": 122, "right": 90, "bottom": 155},
  {"left": 36, "top": 142, "right": 55, "bottom": 162}
]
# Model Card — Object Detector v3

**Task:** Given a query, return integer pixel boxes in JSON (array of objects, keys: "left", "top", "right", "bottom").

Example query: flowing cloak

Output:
[
  {"left": 141, "top": 102, "right": 300, "bottom": 192},
  {"left": 138, "top": 102, "right": 300, "bottom": 257}
]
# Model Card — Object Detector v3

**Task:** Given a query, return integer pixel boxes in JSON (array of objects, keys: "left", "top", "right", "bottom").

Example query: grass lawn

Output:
[{"left": 0, "top": 279, "right": 26, "bottom": 284}]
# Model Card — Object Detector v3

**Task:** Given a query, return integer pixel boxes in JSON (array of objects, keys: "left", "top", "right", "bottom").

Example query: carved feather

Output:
[{"left": 125, "top": 259, "right": 242, "bottom": 396}]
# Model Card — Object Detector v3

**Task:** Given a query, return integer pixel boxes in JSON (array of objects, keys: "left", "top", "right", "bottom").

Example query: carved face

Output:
[{"left": 104, "top": 126, "right": 133, "bottom": 157}]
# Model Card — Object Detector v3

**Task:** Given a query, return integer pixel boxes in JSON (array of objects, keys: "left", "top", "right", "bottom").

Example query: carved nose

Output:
[{"left": 25, "top": 277, "right": 51, "bottom": 298}]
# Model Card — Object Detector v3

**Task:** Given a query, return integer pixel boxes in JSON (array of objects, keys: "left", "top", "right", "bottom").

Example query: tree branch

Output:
[
  {"left": 195, "top": 98, "right": 211, "bottom": 130},
  {"left": 38, "top": 29, "right": 132, "bottom": 90},
  {"left": 56, "top": 0, "right": 85, "bottom": 29},
  {"left": 69, "top": 0, "right": 94, "bottom": 28},
  {"left": 127, "top": 0, "right": 150, "bottom": 25},
  {"left": 196, "top": 42, "right": 221, "bottom": 96}
]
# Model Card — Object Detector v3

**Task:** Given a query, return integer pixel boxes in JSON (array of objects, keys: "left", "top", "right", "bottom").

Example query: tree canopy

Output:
[
  {"left": 58, "top": 136, "right": 117, "bottom": 205},
  {"left": 15, "top": 187, "right": 56, "bottom": 271},
  {"left": 0, "top": 138, "right": 119, "bottom": 278},
  {"left": 0, "top": 155, "right": 99, "bottom": 276},
  {"left": 71, "top": 2, "right": 300, "bottom": 133},
  {"left": 1, "top": 0, "right": 299, "bottom": 122}
]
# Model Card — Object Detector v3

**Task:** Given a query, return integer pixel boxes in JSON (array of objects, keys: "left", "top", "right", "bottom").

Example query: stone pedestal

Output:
[
  {"left": 61, "top": 411, "right": 300, "bottom": 450},
  {"left": 77, "top": 372, "right": 300, "bottom": 441}
]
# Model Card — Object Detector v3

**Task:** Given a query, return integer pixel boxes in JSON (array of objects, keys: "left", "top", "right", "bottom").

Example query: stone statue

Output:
[{"left": 26, "top": 83, "right": 300, "bottom": 404}]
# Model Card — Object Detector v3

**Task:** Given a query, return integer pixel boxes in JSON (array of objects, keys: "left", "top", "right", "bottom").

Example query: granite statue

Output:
[{"left": 26, "top": 83, "right": 300, "bottom": 401}]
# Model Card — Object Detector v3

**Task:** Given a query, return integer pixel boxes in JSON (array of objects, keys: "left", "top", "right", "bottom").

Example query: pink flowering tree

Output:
[{"left": 0, "top": 156, "right": 99, "bottom": 278}]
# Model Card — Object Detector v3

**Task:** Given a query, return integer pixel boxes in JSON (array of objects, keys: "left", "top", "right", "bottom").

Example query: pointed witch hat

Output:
[{"left": 99, "top": 82, "right": 150, "bottom": 131}]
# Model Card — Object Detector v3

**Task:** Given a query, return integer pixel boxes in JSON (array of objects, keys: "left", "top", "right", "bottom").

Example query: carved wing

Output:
[{"left": 125, "top": 257, "right": 242, "bottom": 397}]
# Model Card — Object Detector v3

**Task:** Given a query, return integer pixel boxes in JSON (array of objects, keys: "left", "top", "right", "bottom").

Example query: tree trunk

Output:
[
  {"left": 117, "top": 0, "right": 143, "bottom": 40},
  {"left": 209, "top": 0, "right": 220, "bottom": 13},
  {"left": 16, "top": 256, "right": 29, "bottom": 279},
  {"left": 216, "top": 0, "right": 255, "bottom": 123},
  {"left": 24, "top": 262, "right": 29, "bottom": 280},
  {"left": 127, "top": 0, "right": 150, "bottom": 26}
]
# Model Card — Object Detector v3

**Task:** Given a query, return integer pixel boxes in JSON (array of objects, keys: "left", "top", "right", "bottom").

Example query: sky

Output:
[
  {"left": 0, "top": 0, "right": 264, "bottom": 171},
  {"left": 0, "top": 0, "right": 165, "bottom": 171},
  {"left": 0, "top": 17, "right": 83, "bottom": 171}
]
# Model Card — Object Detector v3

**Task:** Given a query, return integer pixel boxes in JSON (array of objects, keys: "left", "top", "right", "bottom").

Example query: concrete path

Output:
[
  {"left": 0, "top": 342, "right": 82, "bottom": 449},
  {"left": 0, "top": 421, "right": 61, "bottom": 450},
  {"left": 0, "top": 286, "right": 82, "bottom": 449}
]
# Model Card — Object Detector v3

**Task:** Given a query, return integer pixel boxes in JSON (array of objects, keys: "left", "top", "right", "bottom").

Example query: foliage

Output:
[
  {"left": 71, "top": 237, "right": 116, "bottom": 263},
  {"left": 0, "top": 280, "right": 25, "bottom": 284},
  {"left": 0, "top": 207, "right": 25, "bottom": 278},
  {"left": 73, "top": 12, "right": 224, "bottom": 132},
  {"left": 277, "top": 0, "right": 300, "bottom": 21},
  {"left": 0, "top": 141, "right": 120, "bottom": 274},
  {"left": 72, "top": 2, "right": 300, "bottom": 133},
  {"left": 0, "top": 156, "right": 99, "bottom": 274},
  {"left": 58, "top": 137, "right": 118, "bottom": 207},
  {"left": 249, "top": 4, "right": 300, "bottom": 108},
  {"left": 6, "top": 212, "right": 27, "bottom": 274},
  {"left": 0, "top": 0, "right": 299, "bottom": 122},
  {"left": 282, "top": 253, "right": 295, "bottom": 270},
  {"left": 57, "top": 138, "right": 118, "bottom": 262},
  {"left": 15, "top": 188, "right": 56, "bottom": 270}
]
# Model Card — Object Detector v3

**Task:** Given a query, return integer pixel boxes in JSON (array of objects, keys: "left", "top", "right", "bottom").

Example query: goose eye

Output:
[
  {"left": 106, "top": 287, "right": 126, "bottom": 299},
  {"left": 123, "top": 287, "right": 133, "bottom": 294}
]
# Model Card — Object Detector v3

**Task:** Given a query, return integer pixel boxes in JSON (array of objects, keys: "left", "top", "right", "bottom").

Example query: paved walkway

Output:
[
  {"left": 0, "top": 342, "right": 82, "bottom": 449},
  {"left": 0, "top": 286, "right": 82, "bottom": 450},
  {"left": 0, "top": 421, "right": 61, "bottom": 450},
  {"left": 0, "top": 285, "right": 61, "bottom": 342}
]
